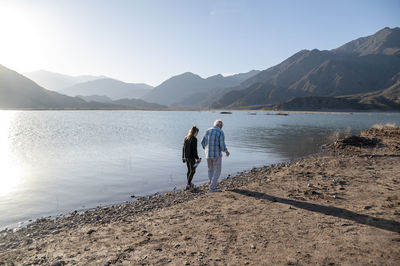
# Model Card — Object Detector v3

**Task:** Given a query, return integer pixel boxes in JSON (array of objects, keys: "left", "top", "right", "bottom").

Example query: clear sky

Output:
[{"left": 0, "top": 0, "right": 399, "bottom": 86}]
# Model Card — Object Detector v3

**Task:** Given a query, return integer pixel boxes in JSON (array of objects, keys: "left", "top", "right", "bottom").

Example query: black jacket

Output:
[{"left": 182, "top": 136, "right": 199, "bottom": 160}]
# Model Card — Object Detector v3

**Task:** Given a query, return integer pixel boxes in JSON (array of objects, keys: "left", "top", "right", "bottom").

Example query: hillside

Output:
[
  {"left": 23, "top": 70, "right": 103, "bottom": 92},
  {"left": 141, "top": 70, "right": 259, "bottom": 107},
  {"left": 1, "top": 65, "right": 164, "bottom": 110},
  {"left": 333, "top": 27, "right": 400, "bottom": 56},
  {"left": 60, "top": 78, "right": 153, "bottom": 100},
  {"left": 0, "top": 65, "right": 114, "bottom": 109},
  {"left": 112, "top": 98, "right": 167, "bottom": 109},
  {"left": 78, "top": 95, "right": 167, "bottom": 109},
  {"left": 211, "top": 27, "right": 400, "bottom": 110}
]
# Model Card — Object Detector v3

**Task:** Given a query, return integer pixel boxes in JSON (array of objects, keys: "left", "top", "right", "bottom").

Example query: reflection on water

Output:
[
  {"left": 0, "top": 110, "right": 399, "bottom": 229},
  {"left": 0, "top": 112, "right": 23, "bottom": 196},
  {"left": 259, "top": 125, "right": 350, "bottom": 159}
]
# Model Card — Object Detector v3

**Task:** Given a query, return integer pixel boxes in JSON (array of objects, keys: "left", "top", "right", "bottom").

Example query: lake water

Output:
[{"left": 0, "top": 110, "right": 399, "bottom": 229}]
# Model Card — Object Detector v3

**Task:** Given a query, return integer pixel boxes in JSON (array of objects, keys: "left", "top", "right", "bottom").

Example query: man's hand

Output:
[
  {"left": 226, "top": 151, "right": 230, "bottom": 157},
  {"left": 198, "top": 158, "right": 202, "bottom": 163},
  {"left": 182, "top": 158, "right": 186, "bottom": 163}
]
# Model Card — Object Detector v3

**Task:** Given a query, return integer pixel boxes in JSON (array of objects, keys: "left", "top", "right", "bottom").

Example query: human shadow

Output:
[
  {"left": 359, "top": 154, "right": 400, "bottom": 158},
  {"left": 231, "top": 189, "right": 400, "bottom": 233}
]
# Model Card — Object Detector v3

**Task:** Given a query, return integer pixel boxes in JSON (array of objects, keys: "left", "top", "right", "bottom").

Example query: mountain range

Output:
[
  {"left": 141, "top": 70, "right": 260, "bottom": 107},
  {"left": 1, "top": 27, "right": 400, "bottom": 111},
  {"left": 211, "top": 27, "right": 400, "bottom": 110},
  {"left": 0, "top": 65, "right": 105, "bottom": 109},
  {"left": 0, "top": 65, "right": 164, "bottom": 109},
  {"left": 23, "top": 70, "right": 104, "bottom": 92},
  {"left": 60, "top": 78, "right": 153, "bottom": 100}
]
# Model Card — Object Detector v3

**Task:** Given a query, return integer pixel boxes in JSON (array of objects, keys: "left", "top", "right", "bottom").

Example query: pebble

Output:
[
  {"left": 87, "top": 229, "right": 96, "bottom": 235},
  {"left": 51, "top": 261, "right": 65, "bottom": 266},
  {"left": 251, "top": 244, "right": 256, "bottom": 249}
]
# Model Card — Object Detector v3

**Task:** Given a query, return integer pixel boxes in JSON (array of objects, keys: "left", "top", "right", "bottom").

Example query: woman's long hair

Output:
[{"left": 185, "top": 126, "right": 199, "bottom": 140}]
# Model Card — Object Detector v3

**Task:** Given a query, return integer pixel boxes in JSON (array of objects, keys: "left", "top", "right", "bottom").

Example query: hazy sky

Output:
[{"left": 0, "top": 0, "right": 399, "bottom": 86}]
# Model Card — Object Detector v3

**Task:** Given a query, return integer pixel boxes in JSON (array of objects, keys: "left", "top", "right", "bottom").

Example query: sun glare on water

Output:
[{"left": 0, "top": 112, "right": 23, "bottom": 197}]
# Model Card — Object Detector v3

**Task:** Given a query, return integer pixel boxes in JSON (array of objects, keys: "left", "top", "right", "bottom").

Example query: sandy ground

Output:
[{"left": 1, "top": 126, "right": 400, "bottom": 265}]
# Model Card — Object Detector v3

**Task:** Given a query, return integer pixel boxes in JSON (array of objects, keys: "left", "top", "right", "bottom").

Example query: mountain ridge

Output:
[
  {"left": 60, "top": 78, "right": 153, "bottom": 100},
  {"left": 23, "top": 70, "right": 105, "bottom": 92},
  {"left": 141, "top": 70, "right": 260, "bottom": 106},
  {"left": 211, "top": 27, "right": 400, "bottom": 110}
]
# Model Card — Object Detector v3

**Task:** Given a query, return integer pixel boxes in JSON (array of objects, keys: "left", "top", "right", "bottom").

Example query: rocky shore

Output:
[{"left": 1, "top": 126, "right": 400, "bottom": 265}]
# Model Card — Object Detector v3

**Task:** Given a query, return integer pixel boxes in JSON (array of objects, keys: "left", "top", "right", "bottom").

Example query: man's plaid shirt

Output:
[{"left": 201, "top": 126, "right": 228, "bottom": 159}]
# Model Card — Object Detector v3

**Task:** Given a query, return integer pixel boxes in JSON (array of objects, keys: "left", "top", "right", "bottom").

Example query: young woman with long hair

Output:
[{"left": 182, "top": 126, "right": 201, "bottom": 190}]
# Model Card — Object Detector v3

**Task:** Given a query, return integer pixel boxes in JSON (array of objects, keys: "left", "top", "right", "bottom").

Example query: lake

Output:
[{"left": 0, "top": 110, "right": 399, "bottom": 229}]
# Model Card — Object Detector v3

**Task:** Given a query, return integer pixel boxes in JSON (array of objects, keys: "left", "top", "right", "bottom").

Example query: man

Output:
[{"left": 201, "top": 119, "right": 230, "bottom": 192}]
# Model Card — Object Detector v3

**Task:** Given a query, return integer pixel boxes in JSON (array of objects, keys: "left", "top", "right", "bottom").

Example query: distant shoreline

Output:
[{"left": 1, "top": 108, "right": 399, "bottom": 113}]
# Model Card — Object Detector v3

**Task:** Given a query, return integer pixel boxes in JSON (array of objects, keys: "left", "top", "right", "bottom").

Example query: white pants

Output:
[{"left": 207, "top": 156, "right": 222, "bottom": 190}]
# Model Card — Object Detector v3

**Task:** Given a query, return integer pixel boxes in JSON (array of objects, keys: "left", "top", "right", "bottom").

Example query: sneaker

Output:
[{"left": 209, "top": 188, "right": 222, "bottom": 193}]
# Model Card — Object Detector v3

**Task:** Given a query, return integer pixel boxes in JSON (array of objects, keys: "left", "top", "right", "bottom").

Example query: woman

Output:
[{"left": 182, "top": 126, "right": 201, "bottom": 190}]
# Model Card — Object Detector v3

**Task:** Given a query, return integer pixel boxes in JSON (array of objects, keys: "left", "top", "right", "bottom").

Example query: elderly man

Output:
[{"left": 201, "top": 119, "right": 230, "bottom": 192}]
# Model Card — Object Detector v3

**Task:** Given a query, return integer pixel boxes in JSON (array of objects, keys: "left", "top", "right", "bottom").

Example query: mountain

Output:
[
  {"left": 111, "top": 98, "right": 167, "bottom": 109},
  {"left": 0, "top": 64, "right": 163, "bottom": 109},
  {"left": 0, "top": 64, "right": 116, "bottom": 109},
  {"left": 273, "top": 94, "right": 400, "bottom": 111},
  {"left": 60, "top": 78, "right": 153, "bottom": 100},
  {"left": 23, "top": 70, "right": 104, "bottom": 91},
  {"left": 77, "top": 95, "right": 113, "bottom": 103},
  {"left": 273, "top": 79, "right": 400, "bottom": 111},
  {"left": 141, "top": 70, "right": 260, "bottom": 107},
  {"left": 78, "top": 94, "right": 167, "bottom": 109},
  {"left": 333, "top": 27, "right": 400, "bottom": 56},
  {"left": 212, "top": 27, "right": 400, "bottom": 110}
]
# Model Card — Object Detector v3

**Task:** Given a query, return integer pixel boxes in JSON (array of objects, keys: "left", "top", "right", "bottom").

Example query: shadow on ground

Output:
[{"left": 231, "top": 189, "right": 400, "bottom": 233}]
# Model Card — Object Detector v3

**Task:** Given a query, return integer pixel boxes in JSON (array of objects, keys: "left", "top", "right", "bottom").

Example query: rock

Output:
[
  {"left": 251, "top": 244, "right": 256, "bottom": 249},
  {"left": 364, "top": 206, "right": 372, "bottom": 210},
  {"left": 130, "top": 195, "right": 136, "bottom": 198},
  {"left": 307, "top": 183, "right": 313, "bottom": 188},
  {"left": 87, "top": 229, "right": 96, "bottom": 235},
  {"left": 147, "top": 233, "right": 153, "bottom": 237},
  {"left": 51, "top": 261, "right": 66, "bottom": 266}
]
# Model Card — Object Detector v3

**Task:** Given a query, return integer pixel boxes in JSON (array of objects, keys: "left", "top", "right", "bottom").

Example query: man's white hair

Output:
[{"left": 213, "top": 119, "right": 223, "bottom": 127}]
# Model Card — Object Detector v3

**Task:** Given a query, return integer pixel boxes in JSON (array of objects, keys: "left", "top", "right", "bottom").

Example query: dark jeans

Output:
[{"left": 186, "top": 158, "right": 196, "bottom": 185}]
